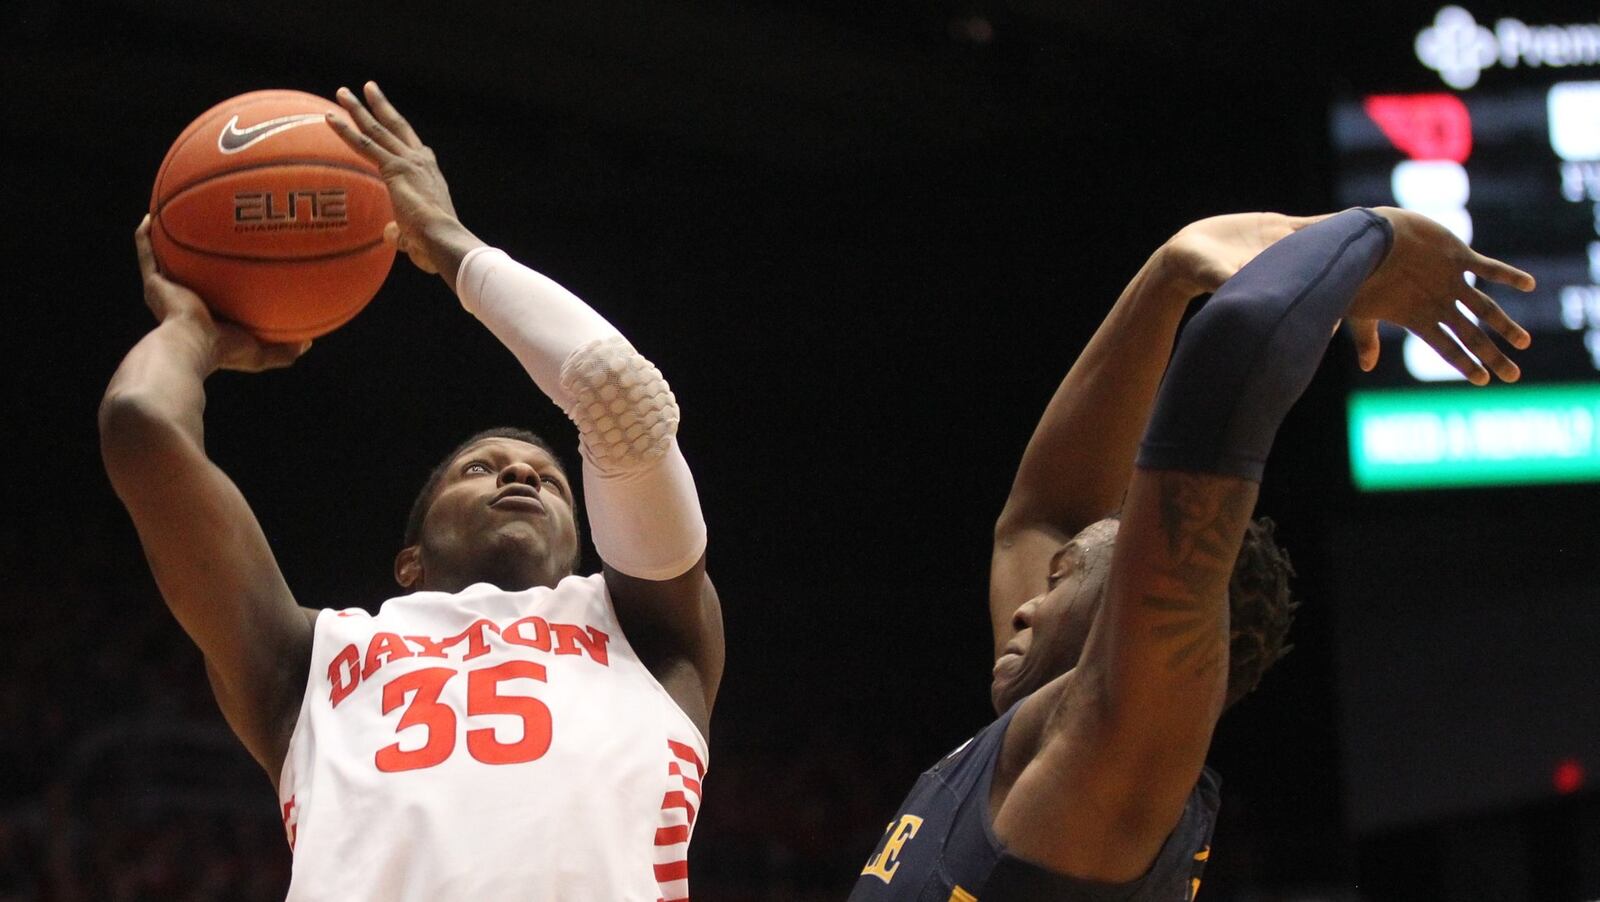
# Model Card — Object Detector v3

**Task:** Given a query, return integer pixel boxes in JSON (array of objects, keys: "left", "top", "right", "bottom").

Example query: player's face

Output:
[
  {"left": 417, "top": 438, "right": 579, "bottom": 589},
  {"left": 990, "top": 518, "right": 1118, "bottom": 714}
]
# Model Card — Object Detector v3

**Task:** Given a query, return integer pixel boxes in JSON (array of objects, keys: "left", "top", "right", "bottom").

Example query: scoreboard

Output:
[
  {"left": 1331, "top": 5, "right": 1600, "bottom": 490},
  {"left": 1325, "top": 6, "right": 1600, "bottom": 836}
]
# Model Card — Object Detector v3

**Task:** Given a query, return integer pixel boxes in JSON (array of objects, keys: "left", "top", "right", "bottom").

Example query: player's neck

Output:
[{"left": 416, "top": 556, "right": 565, "bottom": 594}]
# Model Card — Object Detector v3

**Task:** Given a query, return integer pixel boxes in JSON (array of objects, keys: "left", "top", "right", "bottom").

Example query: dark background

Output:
[{"left": 3, "top": 0, "right": 1598, "bottom": 899}]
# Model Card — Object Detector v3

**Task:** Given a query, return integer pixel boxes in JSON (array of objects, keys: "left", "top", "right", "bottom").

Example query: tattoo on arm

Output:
[{"left": 1139, "top": 472, "right": 1254, "bottom": 679}]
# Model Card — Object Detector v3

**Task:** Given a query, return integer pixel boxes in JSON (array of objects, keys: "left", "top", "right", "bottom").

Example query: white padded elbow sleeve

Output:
[
  {"left": 564, "top": 338, "right": 704, "bottom": 579},
  {"left": 456, "top": 247, "right": 706, "bottom": 581},
  {"left": 560, "top": 336, "right": 679, "bottom": 473}
]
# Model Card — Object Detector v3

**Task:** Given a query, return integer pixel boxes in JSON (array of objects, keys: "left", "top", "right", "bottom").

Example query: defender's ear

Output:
[{"left": 394, "top": 545, "right": 423, "bottom": 588}]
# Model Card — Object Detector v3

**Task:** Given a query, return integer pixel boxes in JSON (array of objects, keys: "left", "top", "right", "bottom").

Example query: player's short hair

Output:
[
  {"left": 402, "top": 427, "right": 573, "bottom": 549},
  {"left": 1223, "top": 516, "right": 1298, "bottom": 709}
]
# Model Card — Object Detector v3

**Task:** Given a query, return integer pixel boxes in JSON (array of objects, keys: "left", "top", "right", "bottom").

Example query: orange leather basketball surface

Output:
[{"left": 149, "top": 89, "right": 396, "bottom": 342}]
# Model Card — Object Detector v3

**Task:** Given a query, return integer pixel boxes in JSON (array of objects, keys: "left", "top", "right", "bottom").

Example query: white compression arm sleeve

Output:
[{"left": 456, "top": 247, "right": 708, "bottom": 581}]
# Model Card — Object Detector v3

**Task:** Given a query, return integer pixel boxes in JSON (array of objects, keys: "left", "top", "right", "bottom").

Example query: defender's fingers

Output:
[
  {"left": 1349, "top": 318, "right": 1381, "bottom": 372},
  {"left": 1460, "top": 283, "right": 1531, "bottom": 349},
  {"left": 1469, "top": 252, "right": 1535, "bottom": 292},
  {"left": 1444, "top": 309, "right": 1519, "bottom": 383},
  {"left": 363, "top": 81, "right": 423, "bottom": 149},
  {"left": 1417, "top": 321, "right": 1489, "bottom": 385},
  {"left": 334, "top": 86, "right": 407, "bottom": 155}
]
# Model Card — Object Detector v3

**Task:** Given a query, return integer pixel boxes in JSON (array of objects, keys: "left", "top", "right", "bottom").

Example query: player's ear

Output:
[{"left": 394, "top": 545, "right": 423, "bottom": 588}]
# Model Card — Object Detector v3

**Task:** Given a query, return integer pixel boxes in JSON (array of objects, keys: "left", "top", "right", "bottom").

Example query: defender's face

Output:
[
  {"left": 418, "top": 438, "right": 579, "bottom": 582},
  {"left": 990, "top": 518, "right": 1119, "bottom": 714}
]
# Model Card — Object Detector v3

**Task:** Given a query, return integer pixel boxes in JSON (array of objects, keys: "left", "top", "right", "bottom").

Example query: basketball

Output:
[{"left": 149, "top": 89, "right": 396, "bottom": 342}]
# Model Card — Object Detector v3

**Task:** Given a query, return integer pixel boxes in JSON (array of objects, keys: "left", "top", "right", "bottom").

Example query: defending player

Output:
[
  {"left": 100, "top": 83, "right": 719, "bottom": 901},
  {"left": 850, "top": 208, "right": 1534, "bottom": 900}
]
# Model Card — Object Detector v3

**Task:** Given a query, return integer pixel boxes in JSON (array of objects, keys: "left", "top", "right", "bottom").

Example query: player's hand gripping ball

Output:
[{"left": 148, "top": 89, "right": 396, "bottom": 342}]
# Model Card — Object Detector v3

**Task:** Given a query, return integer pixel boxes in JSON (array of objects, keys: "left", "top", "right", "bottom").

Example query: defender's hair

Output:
[
  {"left": 402, "top": 427, "right": 571, "bottom": 550},
  {"left": 1223, "top": 516, "right": 1298, "bottom": 709}
]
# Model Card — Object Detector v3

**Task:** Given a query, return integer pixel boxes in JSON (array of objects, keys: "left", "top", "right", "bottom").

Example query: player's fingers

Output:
[
  {"left": 1444, "top": 309, "right": 1519, "bottom": 383},
  {"left": 1348, "top": 317, "right": 1381, "bottom": 371},
  {"left": 325, "top": 113, "right": 395, "bottom": 165},
  {"left": 363, "top": 81, "right": 423, "bottom": 149},
  {"left": 334, "top": 86, "right": 407, "bottom": 155},
  {"left": 1416, "top": 321, "right": 1489, "bottom": 385},
  {"left": 1459, "top": 282, "right": 1531, "bottom": 349},
  {"left": 226, "top": 338, "right": 309, "bottom": 373},
  {"left": 134, "top": 215, "right": 158, "bottom": 280},
  {"left": 1469, "top": 251, "right": 1535, "bottom": 292},
  {"left": 382, "top": 221, "right": 401, "bottom": 247},
  {"left": 262, "top": 340, "right": 313, "bottom": 370}
]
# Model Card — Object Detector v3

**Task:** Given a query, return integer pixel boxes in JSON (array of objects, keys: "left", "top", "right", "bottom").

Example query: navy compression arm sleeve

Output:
[{"left": 1136, "top": 208, "right": 1394, "bottom": 481}]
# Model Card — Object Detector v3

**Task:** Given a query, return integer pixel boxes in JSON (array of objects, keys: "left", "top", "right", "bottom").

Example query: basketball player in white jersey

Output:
[{"left": 101, "top": 82, "right": 717, "bottom": 900}]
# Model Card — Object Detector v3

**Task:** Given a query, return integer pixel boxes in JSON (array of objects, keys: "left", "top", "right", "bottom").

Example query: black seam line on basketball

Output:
[
  {"left": 157, "top": 93, "right": 329, "bottom": 205},
  {"left": 153, "top": 159, "right": 384, "bottom": 215},
  {"left": 156, "top": 233, "right": 388, "bottom": 264}
]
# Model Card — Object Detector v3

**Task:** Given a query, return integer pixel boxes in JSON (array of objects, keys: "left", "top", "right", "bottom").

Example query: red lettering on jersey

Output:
[
  {"left": 403, "top": 620, "right": 501, "bottom": 660},
  {"left": 361, "top": 632, "right": 414, "bottom": 679},
  {"left": 328, "top": 644, "right": 361, "bottom": 706},
  {"left": 404, "top": 633, "right": 454, "bottom": 658},
  {"left": 449, "top": 618, "right": 500, "bottom": 661},
  {"left": 502, "top": 615, "right": 553, "bottom": 651},
  {"left": 552, "top": 623, "right": 611, "bottom": 665}
]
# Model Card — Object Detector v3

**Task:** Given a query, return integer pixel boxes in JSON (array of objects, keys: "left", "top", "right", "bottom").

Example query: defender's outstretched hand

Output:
[
  {"left": 1162, "top": 212, "right": 1329, "bottom": 296},
  {"left": 328, "top": 81, "right": 481, "bottom": 284},
  {"left": 1348, "top": 207, "right": 1534, "bottom": 384},
  {"left": 135, "top": 217, "right": 308, "bottom": 373}
]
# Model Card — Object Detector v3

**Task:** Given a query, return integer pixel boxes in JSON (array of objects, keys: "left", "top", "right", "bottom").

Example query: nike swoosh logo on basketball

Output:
[{"left": 217, "top": 113, "right": 325, "bottom": 154}]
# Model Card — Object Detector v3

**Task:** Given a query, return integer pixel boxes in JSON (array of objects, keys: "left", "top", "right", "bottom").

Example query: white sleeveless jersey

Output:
[{"left": 278, "top": 574, "right": 707, "bottom": 901}]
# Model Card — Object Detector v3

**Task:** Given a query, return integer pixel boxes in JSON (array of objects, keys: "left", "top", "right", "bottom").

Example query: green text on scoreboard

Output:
[{"left": 1348, "top": 384, "right": 1600, "bottom": 490}]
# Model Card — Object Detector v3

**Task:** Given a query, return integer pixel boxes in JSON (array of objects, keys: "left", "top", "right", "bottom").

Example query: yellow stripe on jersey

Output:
[{"left": 948, "top": 887, "right": 977, "bottom": 902}]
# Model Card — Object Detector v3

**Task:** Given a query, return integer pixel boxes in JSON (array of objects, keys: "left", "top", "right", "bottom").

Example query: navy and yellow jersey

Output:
[{"left": 848, "top": 703, "right": 1220, "bottom": 902}]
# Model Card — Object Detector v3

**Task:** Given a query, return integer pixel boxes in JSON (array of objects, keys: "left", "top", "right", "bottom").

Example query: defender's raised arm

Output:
[
  {"left": 993, "top": 208, "right": 1531, "bottom": 883},
  {"left": 989, "top": 212, "right": 1324, "bottom": 656}
]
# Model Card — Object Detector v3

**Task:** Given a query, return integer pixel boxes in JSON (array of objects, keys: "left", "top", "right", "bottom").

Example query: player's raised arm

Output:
[
  {"left": 989, "top": 213, "right": 1323, "bottom": 656},
  {"left": 98, "top": 218, "right": 315, "bottom": 784},
  {"left": 993, "top": 208, "right": 1532, "bottom": 883},
  {"left": 329, "top": 83, "right": 723, "bottom": 728}
]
